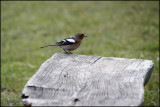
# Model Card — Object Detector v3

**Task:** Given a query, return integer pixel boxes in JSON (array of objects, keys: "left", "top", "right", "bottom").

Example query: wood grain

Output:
[{"left": 21, "top": 53, "right": 154, "bottom": 106}]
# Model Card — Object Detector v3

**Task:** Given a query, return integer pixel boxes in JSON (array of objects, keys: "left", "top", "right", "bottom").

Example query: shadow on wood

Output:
[{"left": 21, "top": 53, "right": 154, "bottom": 106}]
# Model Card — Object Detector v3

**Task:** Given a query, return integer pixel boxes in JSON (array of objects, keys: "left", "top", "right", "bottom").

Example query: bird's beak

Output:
[{"left": 84, "top": 35, "right": 87, "bottom": 37}]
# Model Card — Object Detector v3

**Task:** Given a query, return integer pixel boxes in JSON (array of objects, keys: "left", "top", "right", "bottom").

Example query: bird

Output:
[{"left": 40, "top": 33, "right": 87, "bottom": 54}]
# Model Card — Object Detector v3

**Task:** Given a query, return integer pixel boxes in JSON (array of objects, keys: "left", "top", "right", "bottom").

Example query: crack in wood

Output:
[
  {"left": 21, "top": 94, "right": 29, "bottom": 99},
  {"left": 90, "top": 57, "right": 101, "bottom": 65}
]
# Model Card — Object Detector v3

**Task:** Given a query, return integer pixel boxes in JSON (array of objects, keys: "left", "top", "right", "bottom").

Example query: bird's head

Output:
[{"left": 74, "top": 33, "right": 87, "bottom": 40}]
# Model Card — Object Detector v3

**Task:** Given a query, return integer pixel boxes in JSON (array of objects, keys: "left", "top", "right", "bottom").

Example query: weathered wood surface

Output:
[{"left": 21, "top": 53, "right": 154, "bottom": 106}]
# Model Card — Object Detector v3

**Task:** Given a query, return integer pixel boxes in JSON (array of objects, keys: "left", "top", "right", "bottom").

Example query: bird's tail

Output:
[{"left": 40, "top": 44, "right": 57, "bottom": 48}]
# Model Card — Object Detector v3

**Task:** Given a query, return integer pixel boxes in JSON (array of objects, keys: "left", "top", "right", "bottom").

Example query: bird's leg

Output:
[
  {"left": 63, "top": 49, "right": 69, "bottom": 54},
  {"left": 68, "top": 50, "right": 72, "bottom": 54}
]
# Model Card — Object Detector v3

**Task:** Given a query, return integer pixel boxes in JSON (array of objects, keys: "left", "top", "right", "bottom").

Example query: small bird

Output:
[{"left": 40, "top": 33, "right": 87, "bottom": 54}]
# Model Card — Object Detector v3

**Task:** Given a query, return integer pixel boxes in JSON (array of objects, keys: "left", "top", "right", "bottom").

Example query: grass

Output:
[{"left": 1, "top": 1, "right": 159, "bottom": 106}]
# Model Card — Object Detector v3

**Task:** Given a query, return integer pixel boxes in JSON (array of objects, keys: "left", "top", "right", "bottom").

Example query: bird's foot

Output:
[{"left": 64, "top": 51, "right": 69, "bottom": 54}]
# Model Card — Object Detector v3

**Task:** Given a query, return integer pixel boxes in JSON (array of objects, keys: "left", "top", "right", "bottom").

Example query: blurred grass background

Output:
[{"left": 1, "top": 1, "right": 159, "bottom": 106}]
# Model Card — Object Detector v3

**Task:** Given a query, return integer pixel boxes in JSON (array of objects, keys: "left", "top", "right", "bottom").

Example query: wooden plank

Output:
[{"left": 21, "top": 53, "right": 154, "bottom": 106}]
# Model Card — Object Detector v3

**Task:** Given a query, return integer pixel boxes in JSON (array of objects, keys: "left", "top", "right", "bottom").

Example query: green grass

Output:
[{"left": 1, "top": 1, "right": 159, "bottom": 106}]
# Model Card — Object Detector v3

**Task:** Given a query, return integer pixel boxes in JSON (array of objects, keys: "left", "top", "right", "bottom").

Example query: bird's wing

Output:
[{"left": 56, "top": 38, "right": 75, "bottom": 46}]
